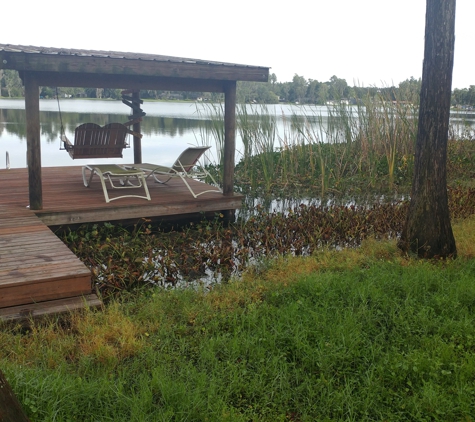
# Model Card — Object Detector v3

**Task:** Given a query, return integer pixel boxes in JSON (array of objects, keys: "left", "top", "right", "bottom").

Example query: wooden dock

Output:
[
  {"left": 0, "top": 203, "right": 99, "bottom": 320},
  {"left": 0, "top": 166, "right": 243, "bottom": 320},
  {"left": 0, "top": 166, "right": 243, "bottom": 226}
]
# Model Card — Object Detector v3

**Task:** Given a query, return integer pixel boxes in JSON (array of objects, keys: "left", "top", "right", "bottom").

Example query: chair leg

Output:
[
  {"left": 82, "top": 165, "right": 95, "bottom": 188},
  {"left": 105, "top": 173, "right": 151, "bottom": 202},
  {"left": 82, "top": 166, "right": 112, "bottom": 202},
  {"left": 152, "top": 173, "right": 172, "bottom": 184},
  {"left": 99, "top": 175, "right": 113, "bottom": 203},
  {"left": 177, "top": 174, "right": 199, "bottom": 198}
]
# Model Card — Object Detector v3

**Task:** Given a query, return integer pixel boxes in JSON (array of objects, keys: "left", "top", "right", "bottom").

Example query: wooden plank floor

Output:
[
  {"left": 0, "top": 203, "right": 93, "bottom": 309},
  {"left": 0, "top": 166, "right": 243, "bottom": 226},
  {"left": 0, "top": 166, "right": 242, "bottom": 319},
  {"left": 0, "top": 294, "right": 102, "bottom": 322}
]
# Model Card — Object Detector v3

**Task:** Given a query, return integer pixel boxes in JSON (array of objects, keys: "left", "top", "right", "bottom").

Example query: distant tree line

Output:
[{"left": 0, "top": 69, "right": 473, "bottom": 107}]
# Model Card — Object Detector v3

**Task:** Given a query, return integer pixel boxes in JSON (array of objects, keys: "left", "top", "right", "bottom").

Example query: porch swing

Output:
[
  {"left": 58, "top": 89, "right": 145, "bottom": 160},
  {"left": 56, "top": 89, "right": 151, "bottom": 202},
  {"left": 61, "top": 122, "right": 133, "bottom": 160}
]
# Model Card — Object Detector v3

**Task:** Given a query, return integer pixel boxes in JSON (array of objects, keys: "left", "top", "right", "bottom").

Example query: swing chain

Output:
[{"left": 56, "top": 87, "right": 67, "bottom": 150}]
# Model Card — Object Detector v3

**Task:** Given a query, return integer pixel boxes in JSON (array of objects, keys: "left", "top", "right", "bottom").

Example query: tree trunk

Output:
[
  {"left": 0, "top": 369, "right": 31, "bottom": 422},
  {"left": 398, "top": 0, "right": 457, "bottom": 258}
]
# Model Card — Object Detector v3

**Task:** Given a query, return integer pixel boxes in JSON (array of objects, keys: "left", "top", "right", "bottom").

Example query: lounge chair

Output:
[
  {"left": 82, "top": 164, "right": 151, "bottom": 203},
  {"left": 125, "top": 146, "right": 222, "bottom": 198}
]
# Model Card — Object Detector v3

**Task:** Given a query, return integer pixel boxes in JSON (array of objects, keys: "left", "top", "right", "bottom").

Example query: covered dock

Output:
[{"left": 0, "top": 44, "right": 269, "bottom": 319}]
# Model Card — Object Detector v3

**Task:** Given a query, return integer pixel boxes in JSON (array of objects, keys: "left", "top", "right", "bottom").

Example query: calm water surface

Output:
[
  {"left": 0, "top": 99, "right": 213, "bottom": 168},
  {"left": 0, "top": 99, "right": 344, "bottom": 169},
  {"left": 1, "top": 99, "right": 474, "bottom": 170}
]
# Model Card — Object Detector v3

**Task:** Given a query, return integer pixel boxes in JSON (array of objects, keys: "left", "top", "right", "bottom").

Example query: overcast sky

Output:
[{"left": 3, "top": 0, "right": 472, "bottom": 89}]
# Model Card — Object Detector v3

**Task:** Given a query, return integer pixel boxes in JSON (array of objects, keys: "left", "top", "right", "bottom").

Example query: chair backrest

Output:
[
  {"left": 172, "top": 146, "right": 211, "bottom": 173},
  {"left": 70, "top": 123, "right": 129, "bottom": 159}
]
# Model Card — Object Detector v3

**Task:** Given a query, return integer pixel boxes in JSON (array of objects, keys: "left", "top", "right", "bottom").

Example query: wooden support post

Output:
[
  {"left": 24, "top": 72, "right": 42, "bottom": 210},
  {"left": 223, "top": 81, "right": 236, "bottom": 197},
  {"left": 132, "top": 91, "right": 142, "bottom": 164}
]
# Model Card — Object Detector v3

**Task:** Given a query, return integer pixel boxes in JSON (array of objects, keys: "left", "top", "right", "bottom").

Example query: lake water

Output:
[
  {"left": 0, "top": 99, "right": 216, "bottom": 169},
  {"left": 1, "top": 99, "right": 474, "bottom": 170},
  {"left": 0, "top": 99, "right": 327, "bottom": 169}
]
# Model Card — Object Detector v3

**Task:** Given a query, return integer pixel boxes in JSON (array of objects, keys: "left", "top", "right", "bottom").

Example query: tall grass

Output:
[
  {"left": 196, "top": 97, "right": 473, "bottom": 200},
  {"left": 199, "top": 92, "right": 424, "bottom": 197},
  {"left": 195, "top": 102, "right": 225, "bottom": 169},
  {"left": 3, "top": 217, "right": 475, "bottom": 420},
  {"left": 236, "top": 104, "right": 278, "bottom": 191},
  {"left": 353, "top": 90, "right": 418, "bottom": 189}
]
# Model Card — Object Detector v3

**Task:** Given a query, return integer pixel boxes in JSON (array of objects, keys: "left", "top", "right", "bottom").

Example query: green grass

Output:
[{"left": 3, "top": 219, "right": 475, "bottom": 420}]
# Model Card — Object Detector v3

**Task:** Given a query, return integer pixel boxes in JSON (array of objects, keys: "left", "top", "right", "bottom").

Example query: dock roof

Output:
[{"left": 0, "top": 44, "right": 270, "bottom": 92}]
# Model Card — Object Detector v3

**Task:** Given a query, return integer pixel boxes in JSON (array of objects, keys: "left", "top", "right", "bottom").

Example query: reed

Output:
[
  {"left": 233, "top": 98, "right": 418, "bottom": 196},
  {"left": 236, "top": 104, "right": 278, "bottom": 191},
  {"left": 198, "top": 98, "right": 471, "bottom": 199},
  {"left": 195, "top": 102, "right": 225, "bottom": 169},
  {"left": 284, "top": 109, "right": 329, "bottom": 196},
  {"left": 357, "top": 88, "right": 418, "bottom": 188}
]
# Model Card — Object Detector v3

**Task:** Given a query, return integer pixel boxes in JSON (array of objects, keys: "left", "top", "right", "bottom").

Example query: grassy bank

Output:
[{"left": 2, "top": 217, "right": 475, "bottom": 420}]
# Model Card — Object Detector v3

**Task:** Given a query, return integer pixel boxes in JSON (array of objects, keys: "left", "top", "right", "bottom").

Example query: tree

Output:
[
  {"left": 398, "top": 0, "right": 456, "bottom": 258},
  {"left": 2, "top": 70, "right": 23, "bottom": 97},
  {"left": 0, "top": 369, "right": 30, "bottom": 421},
  {"left": 398, "top": 77, "right": 422, "bottom": 103},
  {"left": 288, "top": 74, "right": 307, "bottom": 103},
  {"left": 306, "top": 79, "right": 321, "bottom": 104},
  {"left": 328, "top": 75, "right": 349, "bottom": 100},
  {"left": 256, "top": 84, "right": 279, "bottom": 103},
  {"left": 318, "top": 83, "right": 329, "bottom": 104}
]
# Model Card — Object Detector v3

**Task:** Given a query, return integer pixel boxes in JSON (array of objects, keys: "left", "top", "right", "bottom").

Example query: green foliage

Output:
[
  {"left": 230, "top": 94, "right": 422, "bottom": 197},
  {"left": 57, "top": 186, "right": 475, "bottom": 299},
  {"left": 3, "top": 235, "right": 475, "bottom": 420},
  {"left": 1, "top": 70, "right": 23, "bottom": 97},
  {"left": 2, "top": 68, "right": 470, "bottom": 107}
]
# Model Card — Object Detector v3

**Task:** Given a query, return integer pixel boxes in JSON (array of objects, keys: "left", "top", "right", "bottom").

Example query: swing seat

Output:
[
  {"left": 62, "top": 123, "right": 131, "bottom": 159},
  {"left": 82, "top": 164, "right": 151, "bottom": 203}
]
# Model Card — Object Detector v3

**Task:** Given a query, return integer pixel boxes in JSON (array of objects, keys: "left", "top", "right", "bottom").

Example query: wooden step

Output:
[
  {"left": 0, "top": 294, "right": 102, "bottom": 322},
  {"left": 0, "top": 204, "right": 93, "bottom": 309}
]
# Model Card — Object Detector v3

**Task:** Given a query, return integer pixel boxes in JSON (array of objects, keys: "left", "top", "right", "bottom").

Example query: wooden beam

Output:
[
  {"left": 31, "top": 71, "right": 230, "bottom": 92},
  {"left": 24, "top": 72, "right": 42, "bottom": 210},
  {"left": 223, "top": 81, "right": 236, "bottom": 196},
  {"left": 132, "top": 91, "right": 142, "bottom": 164},
  {"left": 0, "top": 294, "right": 102, "bottom": 322},
  {"left": 0, "top": 51, "right": 269, "bottom": 82}
]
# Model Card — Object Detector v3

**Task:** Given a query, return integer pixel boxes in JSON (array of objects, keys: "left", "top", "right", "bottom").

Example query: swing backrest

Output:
[{"left": 66, "top": 123, "right": 130, "bottom": 159}]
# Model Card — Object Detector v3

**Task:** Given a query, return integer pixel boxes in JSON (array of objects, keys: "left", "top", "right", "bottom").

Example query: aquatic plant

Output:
[{"left": 59, "top": 186, "right": 475, "bottom": 298}]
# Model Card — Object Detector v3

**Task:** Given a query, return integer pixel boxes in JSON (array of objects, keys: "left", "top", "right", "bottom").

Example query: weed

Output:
[{"left": 3, "top": 218, "right": 475, "bottom": 420}]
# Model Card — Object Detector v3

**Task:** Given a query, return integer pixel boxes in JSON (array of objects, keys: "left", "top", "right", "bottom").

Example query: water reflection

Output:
[
  {"left": 0, "top": 100, "right": 332, "bottom": 168},
  {"left": 1, "top": 99, "right": 474, "bottom": 170},
  {"left": 0, "top": 100, "right": 213, "bottom": 168}
]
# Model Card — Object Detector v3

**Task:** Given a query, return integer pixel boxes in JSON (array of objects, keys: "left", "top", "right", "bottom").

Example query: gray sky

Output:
[{"left": 3, "top": 0, "right": 472, "bottom": 88}]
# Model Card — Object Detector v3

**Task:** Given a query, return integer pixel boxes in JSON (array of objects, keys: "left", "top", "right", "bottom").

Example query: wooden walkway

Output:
[
  {"left": 0, "top": 203, "right": 99, "bottom": 320},
  {"left": 0, "top": 166, "right": 243, "bottom": 320}
]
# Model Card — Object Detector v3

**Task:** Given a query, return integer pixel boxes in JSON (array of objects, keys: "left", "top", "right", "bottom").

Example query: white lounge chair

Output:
[
  {"left": 82, "top": 164, "right": 151, "bottom": 203},
  {"left": 125, "top": 146, "right": 222, "bottom": 198}
]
